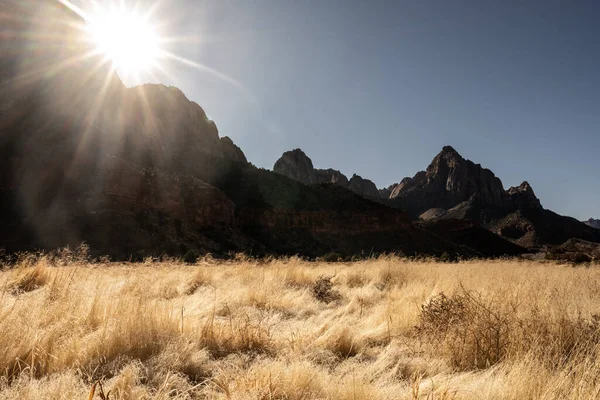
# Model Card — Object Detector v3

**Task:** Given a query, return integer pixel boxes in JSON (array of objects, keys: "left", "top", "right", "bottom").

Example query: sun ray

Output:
[{"left": 159, "top": 50, "right": 244, "bottom": 89}]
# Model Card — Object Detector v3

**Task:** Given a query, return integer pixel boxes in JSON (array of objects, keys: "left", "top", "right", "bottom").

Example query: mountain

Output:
[
  {"left": 1, "top": 0, "right": 524, "bottom": 259},
  {"left": 585, "top": 219, "right": 600, "bottom": 230},
  {"left": 273, "top": 149, "right": 383, "bottom": 201},
  {"left": 388, "top": 147, "right": 600, "bottom": 248},
  {"left": 273, "top": 149, "right": 349, "bottom": 187},
  {"left": 387, "top": 146, "right": 541, "bottom": 215},
  {"left": 274, "top": 146, "right": 600, "bottom": 250}
]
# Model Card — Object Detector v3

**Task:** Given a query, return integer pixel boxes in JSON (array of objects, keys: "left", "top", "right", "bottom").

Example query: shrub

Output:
[
  {"left": 417, "top": 291, "right": 511, "bottom": 370},
  {"left": 312, "top": 275, "right": 340, "bottom": 303},
  {"left": 417, "top": 290, "right": 600, "bottom": 371}
]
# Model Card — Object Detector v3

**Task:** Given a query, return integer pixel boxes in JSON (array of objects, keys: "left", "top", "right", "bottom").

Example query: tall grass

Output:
[{"left": 1, "top": 255, "right": 600, "bottom": 399}]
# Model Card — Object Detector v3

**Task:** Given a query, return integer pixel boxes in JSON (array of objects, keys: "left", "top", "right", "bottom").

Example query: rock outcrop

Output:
[
  {"left": 348, "top": 174, "right": 380, "bottom": 199},
  {"left": 273, "top": 149, "right": 319, "bottom": 185},
  {"left": 378, "top": 184, "right": 398, "bottom": 199},
  {"left": 273, "top": 149, "right": 397, "bottom": 204},
  {"left": 507, "top": 182, "right": 542, "bottom": 210},
  {"left": 585, "top": 219, "right": 600, "bottom": 230},
  {"left": 220, "top": 137, "right": 248, "bottom": 164},
  {"left": 314, "top": 169, "right": 349, "bottom": 187},
  {"left": 273, "top": 149, "right": 351, "bottom": 188}
]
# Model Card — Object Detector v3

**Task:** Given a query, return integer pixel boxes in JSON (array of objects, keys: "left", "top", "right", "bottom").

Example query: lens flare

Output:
[{"left": 86, "top": 7, "right": 161, "bottom": 75}]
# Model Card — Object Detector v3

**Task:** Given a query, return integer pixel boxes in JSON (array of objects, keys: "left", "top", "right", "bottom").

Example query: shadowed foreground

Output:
[{"left": 2, "top": 256, "right": 600, "bottom": 399}]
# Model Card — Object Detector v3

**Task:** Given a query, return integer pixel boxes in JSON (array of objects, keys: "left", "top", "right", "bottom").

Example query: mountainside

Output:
[{"left": 1, "top": 0, "right": 524, "bottom": 259}]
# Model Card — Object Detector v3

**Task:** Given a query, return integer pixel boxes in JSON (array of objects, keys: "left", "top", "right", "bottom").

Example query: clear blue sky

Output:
[{"left": 82, "top": 0, "right": 600, "bottom": 220}]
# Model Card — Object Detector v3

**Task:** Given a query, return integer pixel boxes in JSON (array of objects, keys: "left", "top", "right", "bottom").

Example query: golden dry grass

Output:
[{"left": 2, "top": 255, "right": 600, "bottom": 399}]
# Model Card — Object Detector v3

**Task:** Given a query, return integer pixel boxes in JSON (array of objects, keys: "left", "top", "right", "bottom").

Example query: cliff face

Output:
[
  {"left": 348, "top": 174, "right": 380, "bottom": 200},
  {"left": 314, "top": 168, "right": 349, "bottom": 187},
  {"left": 273, "top": 149, "right": 319, "bottom": 185},
  {"left": 507, "top": 182, "right": 542, "bottom": 210},
  {"left": 389, "top": 146, "right": 511, "bottom": 215},
  {"left": 220, "top": 137, "right": 248, "bottom": 164}
]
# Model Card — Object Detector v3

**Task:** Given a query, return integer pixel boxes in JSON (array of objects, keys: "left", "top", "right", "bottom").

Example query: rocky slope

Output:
[{"left": 2, "top": 0, "right": 522, "bottom": 259}]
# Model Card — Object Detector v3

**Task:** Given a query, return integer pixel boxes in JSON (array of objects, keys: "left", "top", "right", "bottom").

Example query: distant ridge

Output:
[{"left": 273, "top": 146, "right": 600, "bottom": 249}]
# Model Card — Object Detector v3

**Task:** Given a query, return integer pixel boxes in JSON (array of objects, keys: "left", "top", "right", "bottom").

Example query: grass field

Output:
[{"left": 2, "top": 254, "right": 600, "bottom": 399}]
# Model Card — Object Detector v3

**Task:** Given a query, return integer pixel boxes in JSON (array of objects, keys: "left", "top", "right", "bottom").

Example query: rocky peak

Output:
[
  {"left": 273, "top": 149, "right": 352, "bottom": 188},
  {"left": 273, "top": 149, "right": 317, "bottom": 184},
  {"left": 348, "top": 174, "right": 380, "bottom": 199},
  {"left": 389, "top": 146, "right": 507, "bottom": 216},
  {"left": 220, "top": 136, "right": 248, "bottom": 164},
  {"left": 585, "top": 219, "right": 600, "bottom": 230},
  {"left": 507, "top": 181, "right": 542, "bottom": 209},
  {"left": 441, "top": 145, "right": 460, "bottom": 156},
  {"left": 314, "top": 168, "right": 349, "bottom": 187}
]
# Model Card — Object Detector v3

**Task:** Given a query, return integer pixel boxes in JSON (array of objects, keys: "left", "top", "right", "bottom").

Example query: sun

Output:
[{"left": 86, "top": 6, "right": 161, "bottom": 75}]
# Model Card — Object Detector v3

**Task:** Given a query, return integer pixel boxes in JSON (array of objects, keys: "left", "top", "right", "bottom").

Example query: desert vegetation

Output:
[{"left": 2, "top": 253, "right": 600, "bottom": 399}]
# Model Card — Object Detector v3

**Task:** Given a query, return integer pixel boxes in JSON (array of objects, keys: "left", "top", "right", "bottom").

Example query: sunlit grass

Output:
[{"left": 1, "top": 255, "right": 600, "bottom": 399}]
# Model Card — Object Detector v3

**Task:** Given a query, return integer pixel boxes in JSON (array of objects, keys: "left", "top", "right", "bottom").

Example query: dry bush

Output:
[
  {"left": 312, "top": 275, "right": 341, "bottom": 303},
  {"left": 417, "top": 289, "right": 600, "bottom": 371},
  {"left": 417, "top": 291, "right": 512, "bottom": 369}
]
